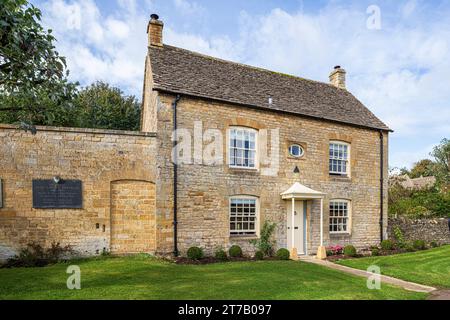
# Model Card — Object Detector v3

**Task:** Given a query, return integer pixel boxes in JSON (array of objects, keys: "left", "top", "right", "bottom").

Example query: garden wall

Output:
[
  {"left": 0, "top": 124, "right": 157, "bottom": 262},
  {"left": 388, "top": 217, "right": 450, "bottom": 244}
]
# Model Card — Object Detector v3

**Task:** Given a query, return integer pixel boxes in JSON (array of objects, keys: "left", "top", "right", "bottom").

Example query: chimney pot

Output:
[
  {"left": 329, "top": 66, "right": 346, "bottom": 90},
  {"left": 147, "top": 14, "right": 163, "bottom": 47}
]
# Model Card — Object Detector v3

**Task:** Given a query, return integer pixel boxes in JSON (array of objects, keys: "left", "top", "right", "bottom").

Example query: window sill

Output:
[
  {"left": 228, "top": 167, "right": 259, "bottom": 174},
  {"left": 329, "top": 175, "right": 351, "bottom": 182},
  {"left": 230, "top": 235, "right": 259, "bottom": 241},
  {"left": 330, "top": 232, "right": 351, "bottom": 237}
]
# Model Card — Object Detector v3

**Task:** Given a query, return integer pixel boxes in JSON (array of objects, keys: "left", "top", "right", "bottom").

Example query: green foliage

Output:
[
  {"left": 73, "top": 81, "right": 141, "bottom": 130},
  {"left": 430, "top": 138, "right": 450, "bottom": 189},
  {"left": 3, "top": 242, "right": 73, "bottom": 268},
  {"left": 249, "top": 221, "right": 277, "bottom": 257},
  {"left": 409, "top": 159, "right": 435, "bottom": 178},
  {"left": 430, "top": 241, "right": 439, "bottom": 248},
  {"left": 371, "top": 247, "right": 380, "bottom": 256},
  {"left": 343, "top": 245, "right": 357, "bottom": 257},
  {"left": 254, "top": 250, "right": 264, "bottom": 260},
  {"left": 393, "top": 226, "right": 405, "bottom": 247},
  {"left": 228, "top": 245, "right": 242, "bottom": 258},
  {"left": 412, "top": 240, "right": 426, "bottom": 251},
  {"left": 389, "top": 184, "right": 450, "bottom": 218},
  {"left": 186, "top": 247, "right": 203, "bottom": 260},
  {"left": 0, "top": 0, "right": 78, "bottom": 126},
  {"left": 381, "top": 240, "right": 395, "bottom": 251},
  {"left": 275, "top": 248, "right": 290, "bottom": 260},
  {"left": 214, "top": 248, "right": 228, "bottom": 261}
]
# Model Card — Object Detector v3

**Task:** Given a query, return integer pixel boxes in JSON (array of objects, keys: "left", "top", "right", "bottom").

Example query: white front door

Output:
[{"left": 287, "top": 200, "right": 305, "bottom": 255}]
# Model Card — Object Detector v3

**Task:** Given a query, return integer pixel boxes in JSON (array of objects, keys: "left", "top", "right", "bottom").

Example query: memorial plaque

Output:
[{"left": 32, "top": 179, "right": 82, "bottom": 209}]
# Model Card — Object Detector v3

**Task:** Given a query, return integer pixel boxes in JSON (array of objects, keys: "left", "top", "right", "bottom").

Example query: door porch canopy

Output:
[{"left": 280, "top": 182, "right": 325, "bottom": 200}]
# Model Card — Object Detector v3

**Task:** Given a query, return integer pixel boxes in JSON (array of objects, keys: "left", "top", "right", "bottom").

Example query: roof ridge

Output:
[{"left": 161, "top": 44, "right": 340, "bottom": 89}]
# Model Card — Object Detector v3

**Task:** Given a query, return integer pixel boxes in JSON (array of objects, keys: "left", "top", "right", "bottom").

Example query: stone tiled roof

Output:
[
  {"left": 149, "top": 45, "right": 391, "bottom": 131},
  {"left": 396, "top": 175, "right": 436, "bottom": 189}
]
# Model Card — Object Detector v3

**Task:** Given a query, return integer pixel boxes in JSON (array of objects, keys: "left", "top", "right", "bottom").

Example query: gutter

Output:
[
  {"left": 379, "top": 130, "right": 384, "bottom": 242},
  {"left": 172, "top": 94, "right": 181, "bottom": 257}
]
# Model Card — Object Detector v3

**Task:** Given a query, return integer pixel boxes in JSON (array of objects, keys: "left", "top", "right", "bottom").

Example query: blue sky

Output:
[{"left": 32, "top": 0, "right": 450, "bottom": 169}]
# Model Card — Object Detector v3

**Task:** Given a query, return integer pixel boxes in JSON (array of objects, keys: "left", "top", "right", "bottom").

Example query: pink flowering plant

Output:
[{"left": 326, "top": 245, "right": 344, "bottom": 256}]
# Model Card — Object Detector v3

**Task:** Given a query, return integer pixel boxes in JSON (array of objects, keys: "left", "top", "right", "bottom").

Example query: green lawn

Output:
[
  {"left": 0, "top": 255, "right": 426, "bottom": 300},
  {"left": 338, "top": 245, "right": 450, "bottom": 289}
]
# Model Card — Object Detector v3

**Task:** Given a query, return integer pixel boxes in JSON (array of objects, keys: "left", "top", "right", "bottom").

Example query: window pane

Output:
[
  {"left": 329, "top": 201, "right": 349, "bottom": 233},
  {"left": 230, "top": 198, "right": 257, "bottom": 235},
  {"left": 229, "top": 128, "right": 256, "bottom": 168},
  {"left": 329, "top": 143, "right": 349, "bottom": 174}
]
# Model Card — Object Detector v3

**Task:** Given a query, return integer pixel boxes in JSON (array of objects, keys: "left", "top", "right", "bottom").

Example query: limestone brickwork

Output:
[
  {"left": 153, "top": 92, "right": 389, "bottom": 256},
  {"left": 110, "top": 180, "right": 156, "bottom": 254},
  {"left": 0, "top": 124, "right": 157, "bottom": 261}
]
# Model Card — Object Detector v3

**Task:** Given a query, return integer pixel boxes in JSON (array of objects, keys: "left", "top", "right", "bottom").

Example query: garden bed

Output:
[
  {"left": 325, "top": 241, "right": 443, "bottom": 262},
  {"left": 175, "top": 256, "right": 253, "bottom": 265}
]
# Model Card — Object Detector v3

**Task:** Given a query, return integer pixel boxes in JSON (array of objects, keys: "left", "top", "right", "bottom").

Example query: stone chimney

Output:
[
  {"left": 329, "top": 66, "right": 346, "bottom": 89},
  {"left": 147, "top": 14, "right": 163, "bottom": 47}
]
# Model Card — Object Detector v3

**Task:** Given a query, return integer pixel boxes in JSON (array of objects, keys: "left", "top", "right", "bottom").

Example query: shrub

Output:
[
  {"left": 249, "top": 221, "right": 277, "bottom": 257},
  {"left": 343, "top": 245, "right": 357, "bottom": 257},
  {"left": 381, "top": 240, "right": 395, "bottom": 251},
  {"left": 405, "top": 243, "right": 416, "bottom": 252},
  {"left": 254, "top": 250, "right": 264, "bottom": 260},
  {"left": 326, "top": 250, "right": 333, "bottom": 256},
  {"left": 228, "top": 245, "right": 243, "bottom": 258},
  {"left": 412, "top": 240, "right": 427, "bottom": 250},
  {"left": 430, "top": 241, "right": 439, "bottom": 248},
  {"left": 276, "top": 248, "right": 290, "bottom": 260},
  {"left": 371, "top": 248, "right": 380, "bottom": 256},
  {"left": 187, "top": 246, "right": 204, "bottom": 260},
  {"left": 393, "top": 226, "right": 405, "bottom": 248},
  {"left": 3, "top": 242, "right": 73, "bottom": 268},
  {"left": 214, "top": 249, "right": 228, "bottom": 261},
  {"left": 389, "top": 186, "right": 450, "bottom": 218}
]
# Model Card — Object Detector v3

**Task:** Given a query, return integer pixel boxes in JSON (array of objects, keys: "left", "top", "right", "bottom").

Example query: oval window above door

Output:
[{"left": 289, "top": 144, "right": 304, "bottom": 158}]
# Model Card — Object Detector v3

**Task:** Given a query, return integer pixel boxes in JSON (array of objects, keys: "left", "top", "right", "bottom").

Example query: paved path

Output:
[
  {"left": 427, "top": 290, "right": 450, "bottom": 300},
  {"left": 300, "top": 256, "right": 436, "bottom": 293}
]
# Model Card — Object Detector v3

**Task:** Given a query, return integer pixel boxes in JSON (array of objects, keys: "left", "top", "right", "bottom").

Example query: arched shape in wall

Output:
[{"left": 110, "top": 180, "right": 156, "bottom": 254}]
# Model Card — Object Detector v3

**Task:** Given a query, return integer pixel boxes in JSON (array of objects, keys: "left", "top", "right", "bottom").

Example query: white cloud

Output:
[
  {"left": 173, "top": 0, "right": 205, "bottom": 16},
  {"left": 40, "top": 0, "right": 148, "bottom": 95}
]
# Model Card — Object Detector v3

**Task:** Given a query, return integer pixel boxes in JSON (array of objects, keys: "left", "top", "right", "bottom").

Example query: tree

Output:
[
  {"left": 74, "top": 82, "right": 141, "bottom": 131},
  {"left": 409, "top": 159, "right": 435, "bottom": 178},
  {"left": 430, "top": 138, "right": 450, "bottom": 188},
  {"left": 0, "top": 0, "right": 78, "bottom": 126}
]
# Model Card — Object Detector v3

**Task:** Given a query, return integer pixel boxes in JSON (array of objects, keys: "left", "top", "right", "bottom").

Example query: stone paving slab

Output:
[
  {"left": 427, "top": 290, "right": 450, "bottom": 300},
  {"left": 300, "top": 256, "right": 437, "bottom": 293}
]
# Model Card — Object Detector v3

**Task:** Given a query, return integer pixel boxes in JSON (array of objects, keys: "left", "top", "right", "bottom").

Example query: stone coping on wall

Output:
[{"left": 0, "top": 123, "right": 157, "bottom": 137}]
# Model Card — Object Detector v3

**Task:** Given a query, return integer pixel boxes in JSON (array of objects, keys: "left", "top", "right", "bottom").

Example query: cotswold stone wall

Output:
[
  {"left": 0, "top": 124, "right": 157, "bottom": 261},
  {"left": 388, "top": 217, "right": 450, "bottom": 244},
  {"left": 154, "top": 93, "right": 389, "bottom": 256}
]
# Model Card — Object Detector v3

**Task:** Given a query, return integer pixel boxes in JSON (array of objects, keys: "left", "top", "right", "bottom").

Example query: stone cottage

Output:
[{"left": 0, "top": 14, "right": 391, "bottom": 261}]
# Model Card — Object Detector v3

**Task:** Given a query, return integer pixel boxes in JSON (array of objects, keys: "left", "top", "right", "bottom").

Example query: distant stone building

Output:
[
  {"left": 391, "top": 174, "right": 436, "bottom": 190},
  {"left": 0, "top": 15, "right": 391, "bottom": 261}
]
